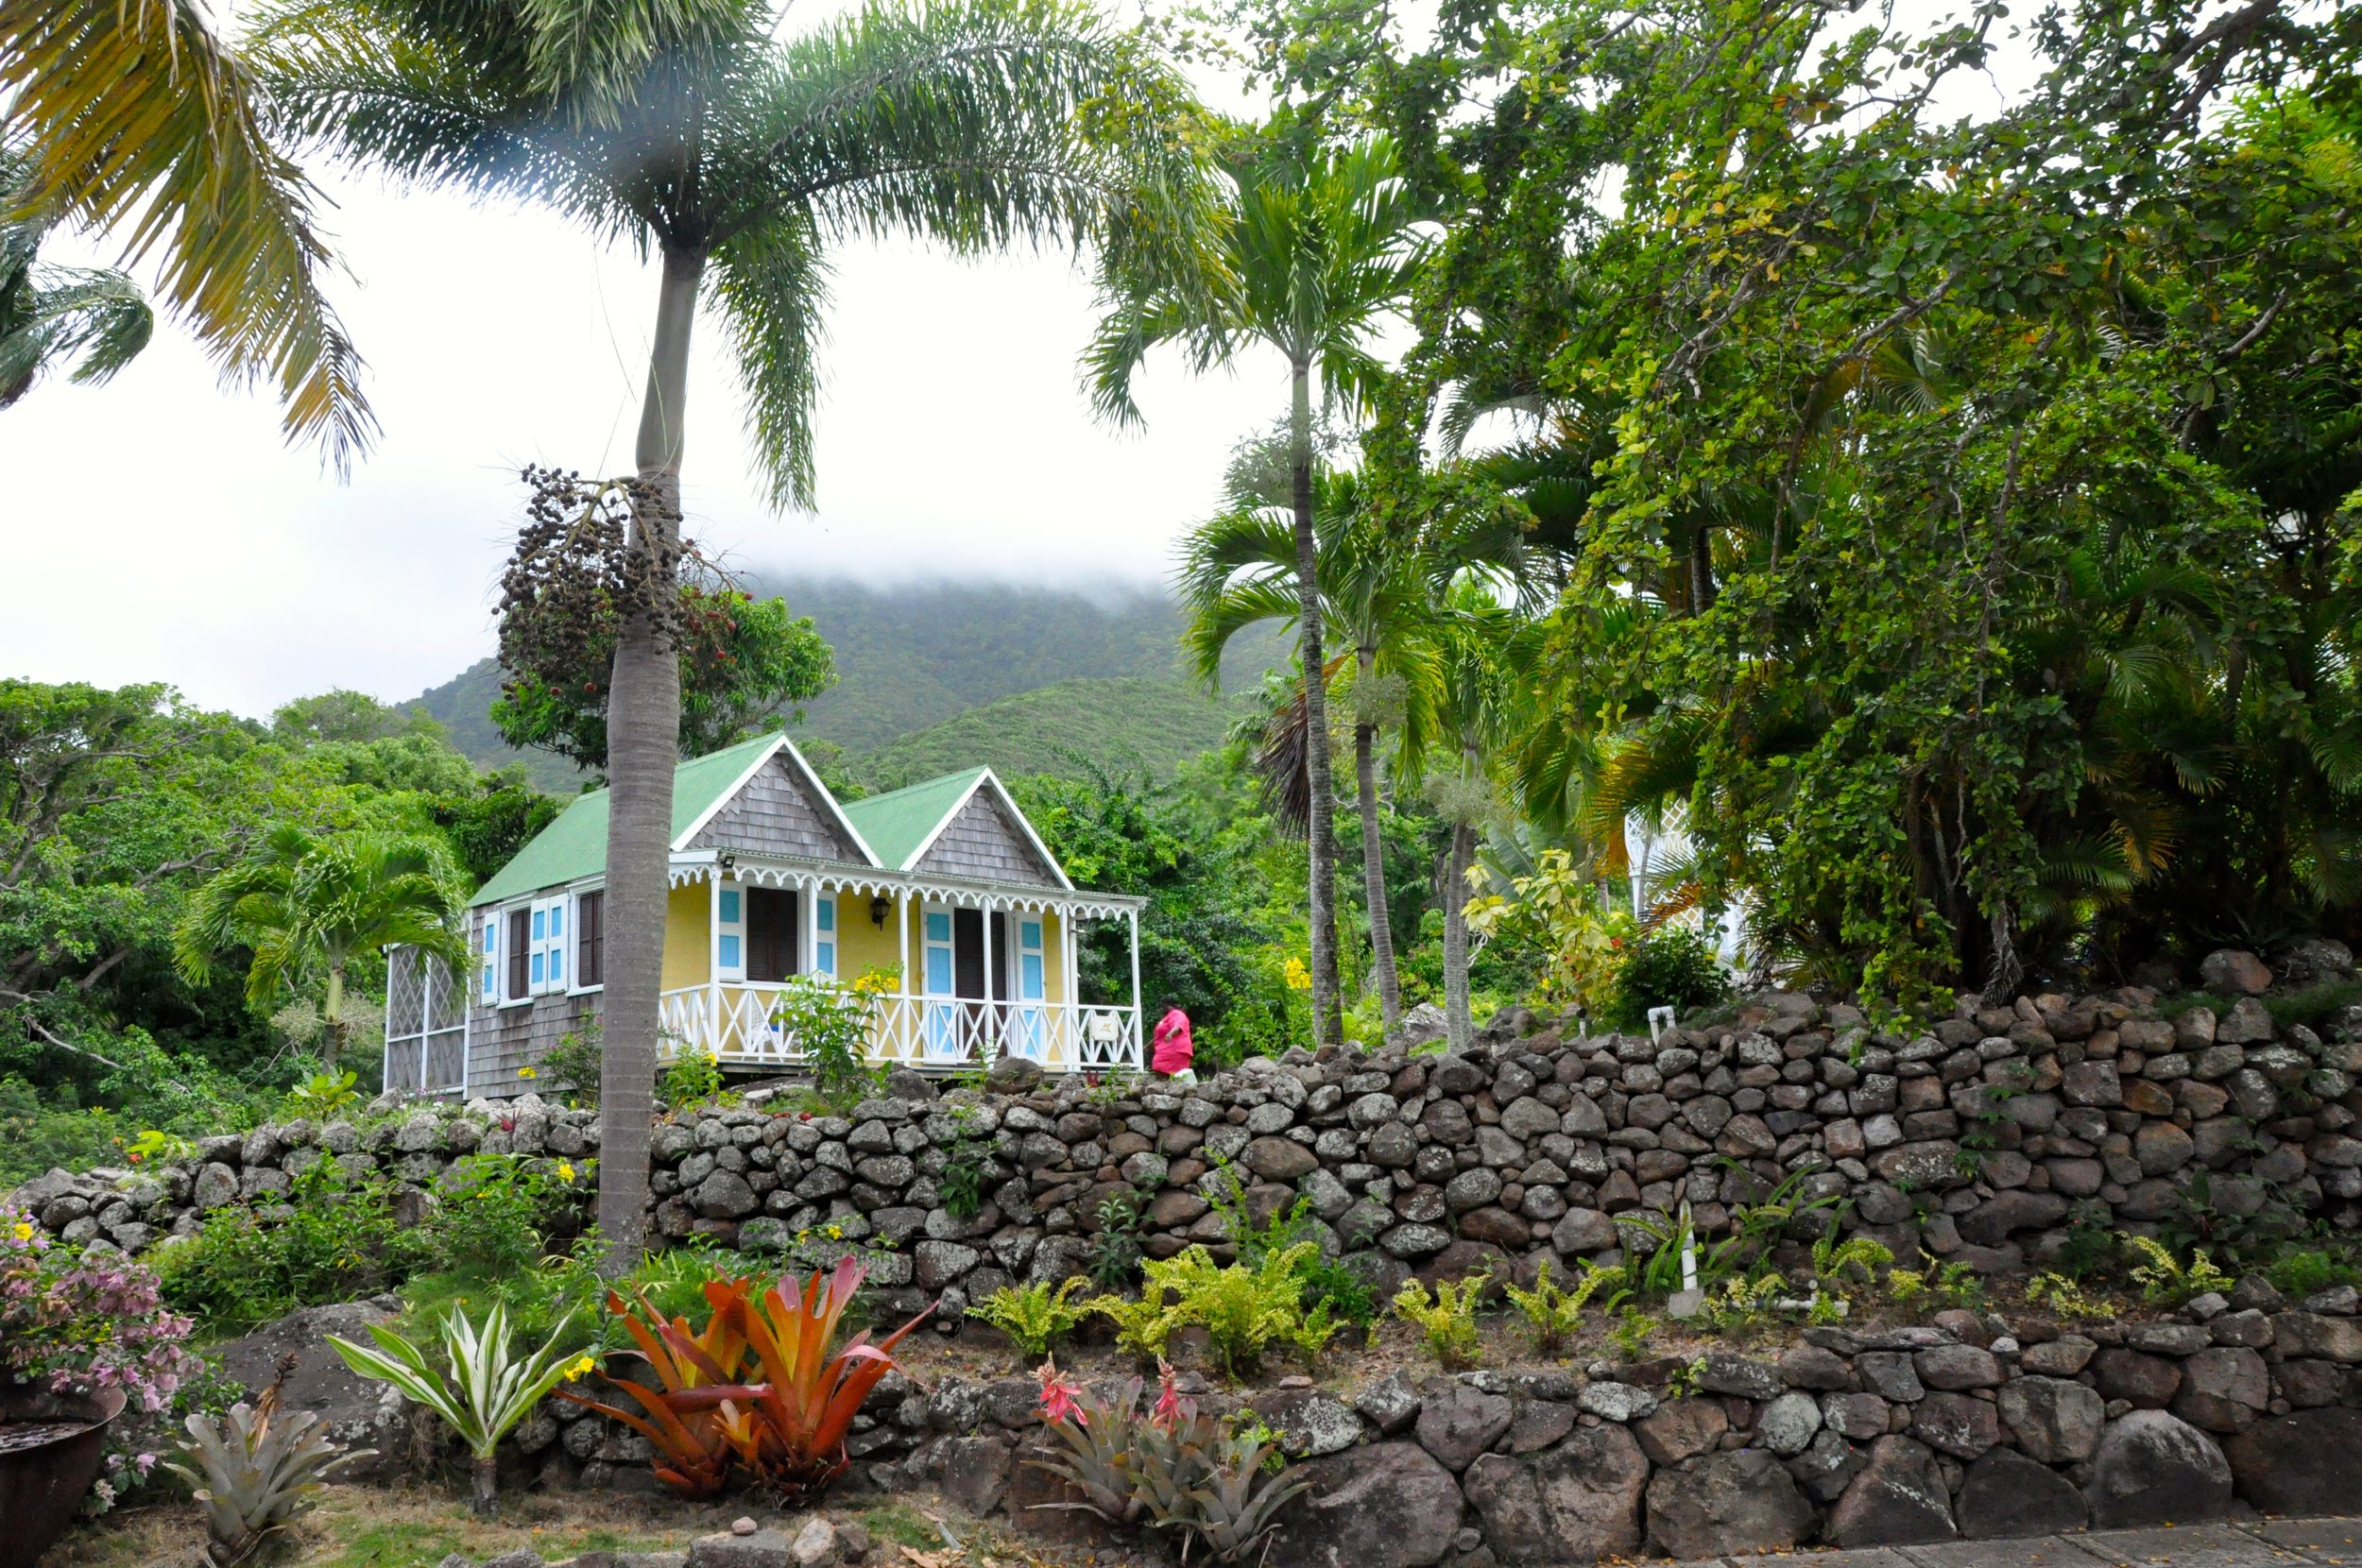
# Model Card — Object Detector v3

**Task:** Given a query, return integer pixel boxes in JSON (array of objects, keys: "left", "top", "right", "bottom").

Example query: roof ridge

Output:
[{"left": 841, "top": 765, "right": 989, "bottom": 809}]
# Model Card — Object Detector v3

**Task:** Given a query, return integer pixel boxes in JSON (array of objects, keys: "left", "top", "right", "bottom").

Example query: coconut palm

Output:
[
  {"left": 175, "top": 827, "right": 470, "bottom": 1067},
  {"left": 1, "top": 145, "right": 153, "bottom": 407},
  {"left": 252, "top": 0, "right": 1224, "bottom": 1261},
  {"left": 1093, "top": 133, "right": 1424, "bottom": 1048},
  {"left": 1176, "top": 462, "right": 1439, "bottom": 1036},
  {"left": 0, "top": 0, "right": 370, "bottom": 457}
]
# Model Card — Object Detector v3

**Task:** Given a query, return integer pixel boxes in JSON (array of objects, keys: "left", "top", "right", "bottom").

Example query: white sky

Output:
[
  {"left": 0, "top": 16, "right": 1281, "bottom": 719},
  {"left": 0, "top": 0, "right": 2027, "bottom": 722}
]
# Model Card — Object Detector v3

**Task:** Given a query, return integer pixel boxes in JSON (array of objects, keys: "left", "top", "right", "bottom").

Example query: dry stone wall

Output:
[{"left": 18, "top": 951, "right": 2362, "bottom": 1310}]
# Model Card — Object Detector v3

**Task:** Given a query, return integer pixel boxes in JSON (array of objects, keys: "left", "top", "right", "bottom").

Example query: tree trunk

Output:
[
  {"left": 471, "top": 1451, "right": 498, "bottom": 1516},
  {"left": 595, "top": 243, "right": 700, "bottom": 1274},
  {"left": 1352, "top": 650, "right": 1400, "bottom": 1036},
  {"left": 321, "top": 959, "right": 346, "bottom": 1067},
  {"left": 1444, "top": 819, "right": 1474, "bottom": 1051},
  {"left": 1290, "top": 360, "right": 1343, "bottom": 1049}
]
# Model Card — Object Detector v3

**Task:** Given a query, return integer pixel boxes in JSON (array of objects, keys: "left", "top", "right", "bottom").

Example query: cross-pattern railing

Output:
[
  {"left": 384, "top": 949, "right": 468, "bottom": 1095},
  {"left": 658, "top": 985, "right": 1140, "bottom": 1074}
]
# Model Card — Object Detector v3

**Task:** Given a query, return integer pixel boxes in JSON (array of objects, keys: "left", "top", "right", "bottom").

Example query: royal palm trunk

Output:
[
  {"left": 1352, "top": 648, "right": 1400, "bottom": 1034},
  {"left": 595, "top": 244, "right": 701, "bottom": 1270},
  {"left": 1444, "top": 817, "right": 1475, "bottom": 1050},
  {"left": 1289, "top": 360, "right": 1343, "bottom": 1048}
]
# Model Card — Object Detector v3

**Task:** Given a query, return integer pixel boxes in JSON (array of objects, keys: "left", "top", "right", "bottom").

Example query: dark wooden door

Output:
[{"left": 746, "top": 888, "right": 800, "bottom": 982}]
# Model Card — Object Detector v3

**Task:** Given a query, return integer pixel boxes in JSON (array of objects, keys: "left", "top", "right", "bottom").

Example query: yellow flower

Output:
[
  {"left": 556, "top": 1161, "right": 576, "bottom": 1182},
  {"left": 518, "top": 1065, "right": 539, "bottom": 1079},
  {"left": 1283, "top": 957, "right": 1312, "bottom": 992},
  {"left": 9, "top": 1221, "right": 32, "bottom": 1243},
  {"left": 568, "top": 1355, "right": 598, "bottom": 1378}
]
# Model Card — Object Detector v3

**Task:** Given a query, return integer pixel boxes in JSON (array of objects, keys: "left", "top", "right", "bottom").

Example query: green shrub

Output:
[
  {"left": 659, "top": 1049, "right": 726, "bottom": 1110},
  {"left": 1502, "top": 1259, "right": 1623, "bottom": 1353},
  {"left": 768, "top": 969, "right": 894, "bottom": 1111},
  {"left": 1609, "top": 924, "right": 1732, "bottom": 1030},
  {"left": 1091, "top": 1244, "right": 1338, "bottom": 1376},
  {"left": 158, "top": 1163, "right": 425, "bottom": 1330},
  {"left": 534, "top": 1026, "right": 603, "bottom": 1105},
  {"left": 2267, "top": 1247, "right": 2361, "bottom": 1297},
  {"left": 422, "top": 1153, "right": 584, "bottom": 1280}
]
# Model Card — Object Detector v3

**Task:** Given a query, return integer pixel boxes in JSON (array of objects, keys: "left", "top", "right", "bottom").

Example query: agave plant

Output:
[
  {"left": 1177, "top": 1429, "right": 1308, "bottom": 1565},
  {"left": 164, "top": 1399, "right": 362, "bottom": 1566},
  {"left": 561, "top": 1255, "right": 932, "bottom": 1500},
  {"left": 328, "top": 1302, "right": 584, "bottom": 1514}
]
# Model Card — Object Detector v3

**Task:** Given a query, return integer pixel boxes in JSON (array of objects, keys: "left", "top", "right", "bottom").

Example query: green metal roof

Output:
[
  {"left": 838, "top": 768, "right": 988, "bottom": 872},
  {"left": 469, "top": 732, "right": 785, "bottom": 907}
]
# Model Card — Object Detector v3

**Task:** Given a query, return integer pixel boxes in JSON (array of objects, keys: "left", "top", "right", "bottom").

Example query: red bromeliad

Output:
[{"left": 559, "top": 1256, "right": 931, "bottom": 1499}]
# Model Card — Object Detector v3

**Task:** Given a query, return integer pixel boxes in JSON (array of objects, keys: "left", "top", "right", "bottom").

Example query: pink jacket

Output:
[{"left": 1151, "top": 1008, "right": 1193, "bottom": 1075}]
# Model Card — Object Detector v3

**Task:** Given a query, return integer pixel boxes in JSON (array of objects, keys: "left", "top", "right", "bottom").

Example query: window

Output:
[
  {"left": 505, "top": 908, "right": 530, "bottom": 1000},
  {"left": 480, "top": 913, "right": 500, "bottom": 1005},
  {"left": 812, "top": 895, "right": 836, "bottom": 980},
  {"left": 717, "top": 886, "right": 745, "bottom": 980},
  {"left": 746, "top": 888, "right": 798, "bottom": 982},
  {"left": 573, "top": 890, "right": 603, "bottom": 988},
  {"left": 531, "top": 896, "right": 567, "bottom": 994}
]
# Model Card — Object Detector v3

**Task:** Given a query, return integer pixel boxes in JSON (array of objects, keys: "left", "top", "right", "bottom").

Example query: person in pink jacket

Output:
[{"left": 1150, "top": 997, "right": 1195, "bottom": 1082}]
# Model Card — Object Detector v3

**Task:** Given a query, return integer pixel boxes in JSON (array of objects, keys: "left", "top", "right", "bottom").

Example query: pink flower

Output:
[
  {"left": 1153, "top": 1360, "right": 1188, "bottom": 1429},
  {"left": 1036, "top": 1359, "right": 1087, "bottom": 1427}
]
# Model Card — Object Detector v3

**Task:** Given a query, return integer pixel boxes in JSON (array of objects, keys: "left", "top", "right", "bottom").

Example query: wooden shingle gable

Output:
[
  {"left": 679, "top": 741, "right": 874, "bottom": 866},
  {"left": 910, "top": 775, "right": 1069, "bottom": 888}
]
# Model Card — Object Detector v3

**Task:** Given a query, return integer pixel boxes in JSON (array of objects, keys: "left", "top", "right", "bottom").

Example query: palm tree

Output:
[
  {"left": 254, "top": 0, "right": 1224, "bottom": 1262},
  {"left": 1408, "top": 584, "right": 1515, "bottom": 1049},
  {"left": 0, "top": 0, "right": 371, "bottom": 458},
  {"left": 1092, "top": 133, "right": 1424, "bottom": 1048},
  {"left": 1, "top": 145, "right": 153, "bottom": 407},
  {"left": 1176, "top": 462, "right": 1438, "bottom": 1036},
  {"left": 176, "top": 827, "right": 470, "bottom": 1067}
]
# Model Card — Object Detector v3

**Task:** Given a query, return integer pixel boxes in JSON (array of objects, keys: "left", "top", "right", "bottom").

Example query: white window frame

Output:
[
  {"left": 479, "top": 911, "right": 501, "bottom": 1008},
  {"left": 566, "top": 882, "right": 605, "bottom": 996},
  {"left": 529, "top": 895, "right": 567, "bottom": 996},
  {"left": 810, "top": 890, "right": 838, "bottom": 981},
  {"left": 715, "top": 881, "right": 746, "bottom": 983},
  {"left": 498, "top": 903, "right": 534, "bottom": 1007}
]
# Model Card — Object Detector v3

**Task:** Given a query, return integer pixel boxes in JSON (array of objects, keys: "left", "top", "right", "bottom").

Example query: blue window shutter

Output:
[
  {"left": 550, "top": 905, "right": 564, "bottom": 937},
  {"left": 925, "top": 912, "right": 951, "bottom": 943},
  {"left": 720, "top": 935, "right": 742, "bottom": 969},
  {"left": 531, "top": 908, "right": 546, "bottom": 942},
  {"left": 816, "top": 942, "right": 835, "bottom": 974},
  {"left": 1022, "top": 955, "right": 1044, "bottom": 998},
  {"left": 530, "top": 952, "right": 545, "bottom": 986},
  {"left": 817, "top": 900, "right": 834, "bottom": 932},
  {"left": 926, "top": 946, "right": 952, "bottom": 992},
  {"left": 551, "top": 950, "right": 564, "bottom": 983},
  {"left": 720, "top": 890, "right": 741, "bottom": 924},
  {"left": 1022, "top": 919, "right": 1042, "bottom": 948}
]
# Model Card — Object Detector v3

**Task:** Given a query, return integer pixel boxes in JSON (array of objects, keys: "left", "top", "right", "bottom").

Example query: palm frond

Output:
[{"left": 2, "top": 0, "right": 373, "bottom": 464}]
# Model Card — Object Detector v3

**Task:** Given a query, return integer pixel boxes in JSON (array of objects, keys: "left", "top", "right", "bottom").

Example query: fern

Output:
[
  {"left": 2025, "top": 1271, "right": 2113, "bottom": 1320},
  {"left": 1094, "top": 1244, "right": 1337, "bottom": 1375},
  {"left": 968, "top": 1278, "right": 1094, "bottom": 1356},
  {"left": 1393, "top": 1274, "right": 1487, "bottom": 1368},
  {"left": 2123, "top": 1234, "right": 2234, "bottom": 1305},
  {"left": 1502, "top": 1258, "right": 1622, "bottom": 1353}
]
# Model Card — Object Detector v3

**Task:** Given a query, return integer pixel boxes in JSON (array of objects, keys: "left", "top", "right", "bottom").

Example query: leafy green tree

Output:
[
  {"left": 1, "top": 143, "right": 152, "bottom": 408},
  {"left": 1093, "top": 132, "right": 1426, "bottom": 1047},
  {"left": 270, "top": 690, "right": 436, "bottom": 745},
  {"left": 0, "top": 0, "right": 368, "bottom": 456},
  {"left": 175, "top": 826, "right": 470, "bottom": 1066},
  {"left": 493, "top": 585, "right": 836, "bottom": 774},
  {"left": 255, "top": 0, "right": 1226, "bottom": 1262}
]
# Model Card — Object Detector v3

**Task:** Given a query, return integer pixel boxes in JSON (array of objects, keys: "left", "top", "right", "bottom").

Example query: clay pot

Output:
[{"left": 0, "top": 1382, "right": 127, "bottom": 1568}]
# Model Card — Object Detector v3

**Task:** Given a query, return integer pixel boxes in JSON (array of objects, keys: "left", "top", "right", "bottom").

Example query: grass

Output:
[
  {"left": 863, "top": 1502, "right": 948, "bottom": 1550},
  {"left": 50, "top": 1486, "right": 707, "bottom": 1568}
]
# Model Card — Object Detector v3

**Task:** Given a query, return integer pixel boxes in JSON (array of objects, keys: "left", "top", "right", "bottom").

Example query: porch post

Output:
[
  {"left": 1127, "top": 907, "right": 1143, "bottom": 1069},
  {"left": 981, "top": 894, "right": 996, "bottom": 1061},
  {"left": 707, "top": 868, "right": 722, "bottom": 1057},
  {"left": 898, "top": 885, "right": 910, "bottom": 991}
]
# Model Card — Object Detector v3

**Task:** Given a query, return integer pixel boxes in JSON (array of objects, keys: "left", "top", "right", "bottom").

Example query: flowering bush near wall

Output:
[{"left": 2, "top": 1204, "right": 223, "bottom": 1512}]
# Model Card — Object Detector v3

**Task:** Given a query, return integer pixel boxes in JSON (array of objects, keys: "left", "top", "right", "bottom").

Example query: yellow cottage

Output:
[{"left": 382, "top": 732, "right": 1147, "bottom": 1099}]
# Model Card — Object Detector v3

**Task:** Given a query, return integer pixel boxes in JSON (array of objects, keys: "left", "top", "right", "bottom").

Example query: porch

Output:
[{"left": 656, "top": 985, "right": 1142, "bottom": 1072}]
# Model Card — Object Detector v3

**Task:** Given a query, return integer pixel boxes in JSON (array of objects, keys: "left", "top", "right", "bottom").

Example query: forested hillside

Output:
[{"left": 408, "top": 577, "right": 1282, "bottom": 789}]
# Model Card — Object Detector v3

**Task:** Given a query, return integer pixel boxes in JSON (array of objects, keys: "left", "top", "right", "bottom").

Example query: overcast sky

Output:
[{"left": 2, "top": 20, "right": 1280, "bottom": 720}]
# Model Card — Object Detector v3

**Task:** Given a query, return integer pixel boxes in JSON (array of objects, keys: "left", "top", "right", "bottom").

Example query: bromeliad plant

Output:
[
  {"left": 165, "top": 1387, "right": 364, "bottom": 1566},
  {"left": 1030, "top": 1359, "right": 1307, "bottom": 1563},
  {"left": 560, "top": 1256, "right": 932, "bottom": 1500},
  {"left": 328, "top": 1301, "right": 586, "bottom": 1514}
]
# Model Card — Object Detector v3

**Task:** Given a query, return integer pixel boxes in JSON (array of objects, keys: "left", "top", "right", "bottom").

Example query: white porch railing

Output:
[{"left": 658, "top": 985, "right": 1141, "bottom": 1074}]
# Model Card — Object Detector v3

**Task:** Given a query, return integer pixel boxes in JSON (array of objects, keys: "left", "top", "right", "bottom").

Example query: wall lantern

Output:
[{"left": 870, "top": 895, "right": 891, "bottom": 929}]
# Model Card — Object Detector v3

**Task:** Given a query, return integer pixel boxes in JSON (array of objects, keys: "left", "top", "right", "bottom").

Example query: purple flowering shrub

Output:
[{"left": 2, "top": 1203, "right": 229, "bottom": 1514}]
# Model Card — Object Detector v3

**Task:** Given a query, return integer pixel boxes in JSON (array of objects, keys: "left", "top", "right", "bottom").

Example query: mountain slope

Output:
[
  {"left": 845, "top": 676, "right": 1241, "bottom": 792},
  {"left": 406, "top": 577, "right": 1287, "bottom": 789}
]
